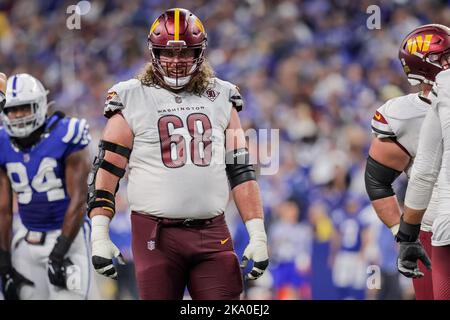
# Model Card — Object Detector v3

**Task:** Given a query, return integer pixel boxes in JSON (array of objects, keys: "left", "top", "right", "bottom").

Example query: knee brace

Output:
[{"left": 87, "top": 140, "right": 131, "bottom": 216}]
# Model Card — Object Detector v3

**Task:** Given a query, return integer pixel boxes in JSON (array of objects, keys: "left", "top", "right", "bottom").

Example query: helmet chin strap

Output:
[
  {"left": 163, "top": 75, "right": 192, "bottom": 89},
  {"left": 407, "top": 74, "right": 435, "bottom": 86}
]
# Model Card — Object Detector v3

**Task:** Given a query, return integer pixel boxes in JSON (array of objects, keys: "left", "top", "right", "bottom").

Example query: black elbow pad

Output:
[
  {"left": 225, "top": 148, "right": 256, "bottom": 189},
  {"left": 365, "top": 155, "right": 402, "bottom": 201},
  {"left": 87, "top": 140, "right": 132, "bottom": 216}
]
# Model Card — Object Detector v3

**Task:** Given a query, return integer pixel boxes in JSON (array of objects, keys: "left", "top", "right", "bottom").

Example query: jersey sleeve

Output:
[
  {"left": 104, "top": 85, "right": 125, "bottom": 119},
  {"left": 371, "top": 102, "right": 395, "bottom": 138},
  {"left": 61, "top": 117, "right": 91, "bottom": 158},
  {"left": 405, "top": 102, "right": 443, "bottom": 210}
]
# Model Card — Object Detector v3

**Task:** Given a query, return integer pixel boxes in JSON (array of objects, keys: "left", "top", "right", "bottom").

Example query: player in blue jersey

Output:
[{"left": 0, "top": 73, "right": 93, "bottom": 299}]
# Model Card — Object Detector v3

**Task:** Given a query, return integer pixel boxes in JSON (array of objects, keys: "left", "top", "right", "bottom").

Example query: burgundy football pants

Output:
[
  {"left": 412, "top": 230, "right": 434, "bottom": 300},
  {"left": 432, "top": 245, "right": 450, "bottom": 300},
  {"left": 131, "top": 212, "right": 243, "bottom": 300}
]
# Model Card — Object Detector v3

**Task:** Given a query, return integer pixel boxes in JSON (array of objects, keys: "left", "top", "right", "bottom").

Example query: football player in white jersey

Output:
[
  {"left": 364, "top": 25, "right": 449, "bottom": 299},
  {"left": 86, "top": 8, "right": 269, "bottom": 299},
  {"left": 400, "top": 25, "right": 450, "bottom": 300}
]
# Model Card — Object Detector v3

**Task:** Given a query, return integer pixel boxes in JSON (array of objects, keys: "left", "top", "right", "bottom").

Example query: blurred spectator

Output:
[
  {"left": 268, "top": 200, "right": 313, "bottom": 299},
  {"left": 308, "top": 201, "right": 337, "bottom": 299},
  {"left": 330, "top": 193, "right": 371, "bottom": 300},
  {"left": 376, "top": 223, "right": 403, "bottom": 300}
]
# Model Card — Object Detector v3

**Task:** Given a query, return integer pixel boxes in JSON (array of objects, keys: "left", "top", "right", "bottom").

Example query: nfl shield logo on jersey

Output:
[
  {"left": 147, "top": 240, "right": 156, "bottom": 251},
  {"left": 175, "top": 96, "right": 182, "bottom": 104}
]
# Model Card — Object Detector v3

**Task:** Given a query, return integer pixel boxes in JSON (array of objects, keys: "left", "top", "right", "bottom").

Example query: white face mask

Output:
[{"left": 2, "top": 112, "right": 39, "bottom": 138}]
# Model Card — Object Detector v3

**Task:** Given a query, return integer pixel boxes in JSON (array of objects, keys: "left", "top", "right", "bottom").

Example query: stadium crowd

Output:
[{"left": 1, "top": 0, "right": 449, "bottom": 299}]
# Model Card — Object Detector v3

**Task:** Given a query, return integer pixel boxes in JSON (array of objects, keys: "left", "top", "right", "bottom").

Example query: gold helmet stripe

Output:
[{"left": 174, "top": 8, "right": 180, "bottom": 41}]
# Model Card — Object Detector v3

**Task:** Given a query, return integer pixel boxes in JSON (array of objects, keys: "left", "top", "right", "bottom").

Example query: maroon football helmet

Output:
[
  {"left": 147, "top": 8, "right": 207, "bottom": 89},
  {"left": 399, "top": 24, "right": 450, "bottom": 85}
]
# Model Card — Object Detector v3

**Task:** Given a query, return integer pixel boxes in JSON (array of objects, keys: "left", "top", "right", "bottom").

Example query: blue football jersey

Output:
[
  {"left": 332, "top": 197, "right": 370, "bottom": 253},
  {"left": 0, "top": 113, "right": 91, "bottom": 231},
  {"left": 335, "top": 214, "right": 366, "bottom": 252}
]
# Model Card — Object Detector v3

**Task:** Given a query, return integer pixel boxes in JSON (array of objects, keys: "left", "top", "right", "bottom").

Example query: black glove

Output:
[
  {"left": 395, "top": 216, "right": 431, "bottom": 278},
  {"left": 0, "top": 249, "right": 34, "bottom": 300},
  {"left": 48, "top": 235, "right": 73, "bottom": 288}
]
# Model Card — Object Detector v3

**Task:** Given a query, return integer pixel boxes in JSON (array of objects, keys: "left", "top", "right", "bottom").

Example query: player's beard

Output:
[{"left": 137, "top": 59, "right": 215, "bottom": 95}]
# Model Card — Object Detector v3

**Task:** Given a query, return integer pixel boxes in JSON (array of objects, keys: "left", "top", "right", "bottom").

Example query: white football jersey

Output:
[
  {"left": 371, "top": 93, "right": 438, "bottom": 231},
  {"left": 104, "top": 77, "right": 243, "bottom": 219},
  {"left": 431, "top": 70, "right": 450, "bottom": 246}
]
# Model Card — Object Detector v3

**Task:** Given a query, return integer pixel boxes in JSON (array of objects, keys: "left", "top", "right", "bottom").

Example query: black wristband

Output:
[
  {"left": 396, "top": 215, "right": 421, "bottom": 243},
  {"left": 0, "top": 249, "right": 12, "bottom": 275},
  {"left": 49, "top": 235, "right": 72, "bottom": 261}
]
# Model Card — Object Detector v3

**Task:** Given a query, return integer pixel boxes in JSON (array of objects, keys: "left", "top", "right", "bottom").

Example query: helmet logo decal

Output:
[
  {"left": 174, "top": 8, "right": 180, "bottom": 41},
  {"left": 407, "top": 34, "right": 433, "bottom": 54}
]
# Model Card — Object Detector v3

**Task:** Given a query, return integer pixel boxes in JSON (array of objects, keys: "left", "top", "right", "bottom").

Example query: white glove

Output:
[
  {"left": 240, "top": 218, "right": 269, "bottom": 280},
  {"left": 91, "top": 215, "right": 125, "bottom": 280}
]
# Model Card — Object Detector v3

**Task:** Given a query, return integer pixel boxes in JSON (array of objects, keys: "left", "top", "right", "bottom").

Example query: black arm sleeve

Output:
[
  {"left": 365, "top": 155, "right": 402, "bottom": 201},
  {"left": 225, "top": 148, "right": 256, "bottom": 189}
]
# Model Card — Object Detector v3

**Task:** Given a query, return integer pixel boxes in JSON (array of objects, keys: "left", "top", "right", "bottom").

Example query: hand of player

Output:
[
  {"left": 395, "top": 215, "right": 431, "bottom": 278},
  {"left": 397, "top": 241, "right": 431, "bottom": 278},
  {"left": 91, "top": 215, "right": 125, "bottom": 280},
  {"left": 48, "top": 256, "right": 74, "bottom": 288},
  {"left": 240, "top": 218, "right": 269, "bottom": 281},
  {"left": 0, "top": 250, "right": 34, "bottom": 300},
  {"left": 1, "top": 268, "right": 35, "bottom": 300},
  {"left": 47, "top": 235, "right": 73, "bottom": 288},
  {"left": 92, "top": 239, "right": 125, "bottom": 280}
]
